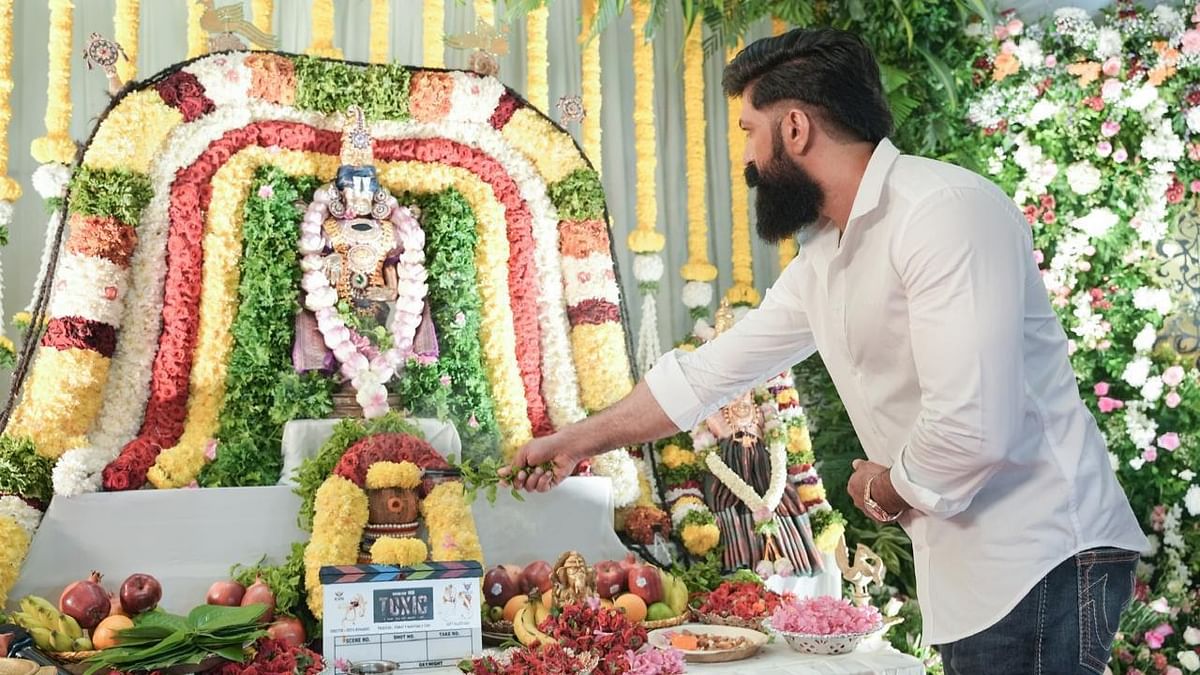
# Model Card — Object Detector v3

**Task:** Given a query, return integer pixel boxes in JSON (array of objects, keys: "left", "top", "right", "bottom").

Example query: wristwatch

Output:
[{"left": 863, "top": 471, "right": 902, "bottom": 522}]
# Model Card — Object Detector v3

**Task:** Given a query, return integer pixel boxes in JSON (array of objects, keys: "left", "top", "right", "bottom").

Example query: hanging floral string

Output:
[
  {"left": 526, "top": 6, "right": 549, "bottom": 112},
  {"left": 680, "top": 23, "right": 716, "bottom": 322},
  {"left": 114, "top": 0, "right": 138, "bottom": 83},
  {"left": 725, "top": 44, "right": 759, "bottom": 308},
  {"left": 370, "top": 0, "right": 389, "bottom": 64},
  {"left": 628, "top": 2, "right": 664, "bottom": 373},
  {"left": 579, "top": 0, "right": 602, "bottom": 172},
  {"left": 0, "top": 0, "right": 17, "bottom": 359},
  {"left": 252, "top": 0, "right": 272, "bottom": 36},
  {"left": 186, "top": 0, "right": 205, "bottom": 59},
  {"left": 31, "top": 0, "right": 75, "bottom": 166},
  {"left": 307, "top": 0, "right": 342, "bottom": 59},
  {"left": 422, "top": 0, "right": 444, "bottom": 68},
  {"left": 771, "top": 17, "right": 797, "bottom": 275}
]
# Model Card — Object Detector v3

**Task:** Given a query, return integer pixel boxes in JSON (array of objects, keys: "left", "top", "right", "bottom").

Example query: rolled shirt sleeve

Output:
[
  {"left": 644, "top": 266, "right": 819, "bottom": 432},
  {"left": 888, "top": 187, "right": 1030, "bottom": 518}
]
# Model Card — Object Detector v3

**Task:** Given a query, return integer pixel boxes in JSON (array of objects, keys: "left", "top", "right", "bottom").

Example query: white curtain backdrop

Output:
[{"left": 0, "top": 0, "right": 1131, "bottom": 385}]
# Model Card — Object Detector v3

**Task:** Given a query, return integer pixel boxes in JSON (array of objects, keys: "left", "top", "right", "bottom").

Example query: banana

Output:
[
  {"left": 59, "top": 614, "right": 83, "bottom": 641},
  {"left": 51, "top": 631, "right": 73, "bottom": 653},
  {"left": 24, "top": 596, "right": 59, "bottom": 624},
  {"left": 511, "top": 607, "right": 534, "bottom": 646},
  {"left": 73, "top": 637, "right": 94, "bottom": 652},
  {"left": 28, "top": 628, "right": 54, "bottom": 651},
  {"left": 521, "top": 606, "right": 557, "bottom": 646},
  {"left": 532, "top": 601, "right": 550, "bottom": 627}
]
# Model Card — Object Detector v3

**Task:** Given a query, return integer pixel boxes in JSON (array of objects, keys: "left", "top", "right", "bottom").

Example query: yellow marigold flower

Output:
[
  {"left": 661, "top": 444, "right": 697, "bottom": 469},
  {"left": 369, "top": 536, "right": 429, "bottom": 566},
  {"left": 422, "top": 482, "right": 484, "bottom": 567},
  {"left": 788, "top": 426, "right": 812, "bottom": 455},
  {"left": 0, "top": 516, "right": 31, "bottom": 609},
  {"left": 681, "top": 522, "right": 720, "bottom": 556},
  {"left": 12, "top": 312, "right": 31, "bottom": 328},
  {"left": 305, "top": 476, "right": 369, "bottom": 618},
  {"left": 0, "top": 336, "right": 14, "bottom": 354},
  {"left": 678, "top": 343, "right": 697, "bottom": 353},
  {"left": 775, "top": 389, "right": 799, "bottom": 406},
  {"left": 814, "top": 520, "right": 845, "bottom": 554},
  {"left": 798, "top": 483, "right": 827, "bottom": 504},
  {"left": 671, "top": 495, "right": 704, "bottom": 513},
  {"left": 366, "top": 460, "right": 423, "bottom": 490}
]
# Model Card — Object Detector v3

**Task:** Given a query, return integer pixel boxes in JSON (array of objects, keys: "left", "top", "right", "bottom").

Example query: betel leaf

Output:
[
  {"left": 211, "top": 645, "right": 252, "bottom": 662},
  {"left": 133, "top": 608, "right": 191, "bottom": 633},
  {"left": 186, "top": 603, "right": 266, "bottom": 632}
]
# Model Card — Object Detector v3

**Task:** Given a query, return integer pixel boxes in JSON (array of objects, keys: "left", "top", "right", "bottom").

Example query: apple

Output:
[
  {"left": 521, "top": 561, "right": 553, "bottom": 595},
  {"left": 483, "top": 566, "right": 520, "bottom": 608},
  {"left": 119, "top": 573, "right": 162, "bottom": 615},
  {"left": 594, "top": 560, "right": 625, "bottom": 599},
  {"left": 627, "top": 563, "right": 663, "bottom": 605}
]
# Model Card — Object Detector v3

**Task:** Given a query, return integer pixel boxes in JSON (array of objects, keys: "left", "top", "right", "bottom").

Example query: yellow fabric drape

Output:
[
  {"left": 526, "top": 6, "right": 549, "bottom": 112},
  {"left": 579, "top": 0, "right": 602, "bottom": 173},
  {"left": 114, "top": 0, "right": 139, "bottom": 83},
  {"left": 186, "top": 0, "right": 205, "bottom": 59},
  {"left": 680, "top": 24, "right": 715, "bottom": 283},
  {"left": 0, "top": 0, "right": 19, "bottom": 200},
  {"left": 370, "top": 0, "right": 390, "bottom": 64},
  {"left": 31, "top": 0, "right": 75, "bottom": 165},
  {"left": 626, "top": 2, "right": 663, "bottom": 254},
  {"left": 725, "top": 44, "right": 759, "bottom": 307},
  {"left": 422, "top": 1, "right": 444, "bottom": 68},
  {"left": 307, "top": 0, "right": 342, "bottom": 59},
  {"left": 252, "top": 0, "right": 272, "bottom": 35},
  {"left": 772, "top": 17, "right": 797, "bottom": 273}
]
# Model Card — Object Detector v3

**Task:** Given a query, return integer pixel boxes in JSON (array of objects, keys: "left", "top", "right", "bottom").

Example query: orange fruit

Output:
[
  {"left": 614, "top": 593, "right": 647, "bottom": 623},
  {"left": 502, "top": 594, "right": 529, "bottom": 622},
  {"left": 93, "top": 614, "right": 134, "bottom": 650}
]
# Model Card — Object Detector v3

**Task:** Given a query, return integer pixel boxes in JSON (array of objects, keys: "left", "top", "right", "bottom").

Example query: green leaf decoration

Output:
[
  {"left": 186, "top": 604, "right": 265, "bottom": 632},
  {"left": 0, "top": 435, "right": 54, "bottom": 504},
  {"left": 547, "top": 168, "right": 606, "bottom": 221},
  {"left": 67, "top": 166, "right": 153, "bottom": 225}
]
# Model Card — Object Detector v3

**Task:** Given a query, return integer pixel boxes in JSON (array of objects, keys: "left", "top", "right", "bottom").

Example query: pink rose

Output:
[
  {"left": 1162, "top": 365, "right": 1185, "bottom": 387},
  {"left": 439, "top": 374, "right": 452, "bottom": 387},
  {"left": 994, "top": 25, "right": 1010, "bottom": 40},
  {"left": 1102, "top": 57, "right": 1121, "bottom": 76},
  {"left": 1097, "top": 140, "right": 1113, "bottom": 157},
  {"left": 1102, "top": 121, "right": 1121, "bottom": 137},
  {"left": 1044, "top": 54, "right": 1057, "bottom": 68},
  {"left": 257, "top": 184, "right": 274, "bottom": 199},
  {"left": 1165, "top": 391, "right": 1182, "bottom": 408},
  {"left": 1033, "top": 249, "right": 1045, "bottom": 265},
  {"left": 1094, "top": 382, "right": 1110, "bottom": 396},
  {"left": 1001, "top": 39, "right": 1018, "bottom": 54},
  {"left": 1113, "top": 147, "right": 1129, "bottom": 163},
  {"left": 1102, "top": 79, "right": 1122, "bottom": 99},
  {"left": 1006, "top": 19, "right": 1024, "bottom": 35},
  {"left": 1183, "top": 29, "right": 1200, "bottom": 54},
  {"left": 204, "top": 439, "right": 218, "bottom": 461},
  {"left": 1098, "top": 396, "right": 1124, "bottom": 413},
  {"left": 1166, "top": 668, "right": 1183, "bottom": 675},
  {"left": 1157, "top": 433, "right": 1180, "bottom": 451},
  {"left": 1142, "top": 447, "right": 1158, "bottom": 463}
]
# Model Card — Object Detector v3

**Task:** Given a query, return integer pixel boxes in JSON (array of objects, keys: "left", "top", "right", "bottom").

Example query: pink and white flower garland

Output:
[{"left": 298, "top": 186, "right": 427, "bottom": 418}]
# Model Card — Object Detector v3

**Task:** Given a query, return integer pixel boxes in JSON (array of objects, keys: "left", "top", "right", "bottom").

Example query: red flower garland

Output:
[
  {"left": 154, "top": 70, "right": 216, "bottom": 122},
  {"left": 489, "top": 91, "right": 524, "bottom": 129},
  {"left": 332, "top": 433, "right": 451, "bottom": 492},
  {"left": 40, "top": 317, "right": 117, "bottom": 357},
  {"left": 695, "top": 581, "right": 790, "bottom": 621}
]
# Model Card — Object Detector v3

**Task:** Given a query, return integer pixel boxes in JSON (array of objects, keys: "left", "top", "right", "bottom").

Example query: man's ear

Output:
[{"left": 780, "top": 107, "right": 813, "bottom": 156}]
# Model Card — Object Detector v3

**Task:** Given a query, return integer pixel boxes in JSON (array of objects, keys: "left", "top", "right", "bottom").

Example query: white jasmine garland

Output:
[
  {"left": 633, "top": 253, "right": 664, "bottom": 283},
  {"left": 32, "top": 162, "right": 71, "bottom": 199},
  {"left": 23, "top": 212, "right": 64, "bottom": 314},
  {"left": 0, "top": 200, "right": 12, "bottom": 228},
  {"left": 681, "top": 280, "right": 713, "bottom": 309},
  {"left": 589, "top": 448, "right": 640, "bottom": 508},
  {"left": 1066, "top": 161, "right": 1102, "bottom": 195},
  {"left": 47, "top": 253, "right": 129, "bottom": 326},
  {"left": 561, "top": 254, "right": 621, "bottom": 305},
  {"left": 445, "top": 71, "right": 506, "bottom": 124},
  {"left": 0, "top": 496, "right": 42, "bottom": 538},
  {"left": 664, "top": 486, "right": 703, "bottom": 502},
  {"left": 184, "top": 53, "right": 252, "bottom": 108},
  {"left": 51, "top": 446, "right": 116, "bottom": 496}
]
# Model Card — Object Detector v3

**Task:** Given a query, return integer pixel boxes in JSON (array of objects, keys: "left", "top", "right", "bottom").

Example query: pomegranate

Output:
[
  {"left": 593, "top": 560, "right": 625, "bottom": 599},
  {"left": 119, "top": 573, "right": 162, "bottom": 615},
  {"left": 520, "top": 561, "right": 552, "bottom": 595},
  {"left": 206, "top": 580, "right": 245, "bottom": 607},
  {"left": 240, "top": 575, "right": 276, "bottom": 623},
  {"left": 266, "top": 616, "right": 306, "bottom": 648},
  {"left": 59, "top": 571, "right": 111, "bottom": 630}
]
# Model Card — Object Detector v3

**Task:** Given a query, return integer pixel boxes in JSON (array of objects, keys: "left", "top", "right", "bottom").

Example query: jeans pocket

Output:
[{"left": 1077, "top": 548, "right": 1138, "bottom": 674}]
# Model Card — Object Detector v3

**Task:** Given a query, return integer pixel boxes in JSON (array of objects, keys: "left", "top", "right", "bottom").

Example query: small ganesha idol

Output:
[{"left": 293, "top": 105, "right": 438, "bottom": 417}]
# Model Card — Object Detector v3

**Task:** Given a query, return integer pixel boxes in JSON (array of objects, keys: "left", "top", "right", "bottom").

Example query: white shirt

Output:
[{"left": 644, "top": 139, "right": 1148, "bottom": 646}]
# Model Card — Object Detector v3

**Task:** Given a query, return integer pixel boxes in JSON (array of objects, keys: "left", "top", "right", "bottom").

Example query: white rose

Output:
[
  {"left": 1180, "top": 650, "right": 1200, "bottom": 672},
  {"left": 1133, "top": 287, "right": 1174, "bottom": 315},
  {"left": 1028, "top": 99, "right": 1060, "bottom": 125},
  {"left": 1067, "top": 162, "right": 1103, "bottom": 195},
  {"left": 1180, "top": 470, "right": 1196, "bottom": 481},
  {"left": 1186, "top": 485, "right": 1200, "bottom": 517},
  {"left": 1125, "top": 83, "right": 1160, "bottom": 112},
  {"left": 1184, "top": 626, "right": 1200, "bottom": 646},
  {"left": 633, "top": 253, "right": 664, "bottom": 283},
  {"left": 1185, "top": 107, "right": 1200, "bottom": 134},
  {"left": 1094, "top": 27, "right": 1123, "bottom": 59},
  {"left": 1133, "top": 323, "right": 1158, "bottom": 353},
  {"left": 1071, "top": 208, "right": 1118, "bottom": 238},
  {"left": 1141, "top": 376, "right": 1164, "bottom": 403},
  {"left": 1015, "top": 40, "right": 1044, "bottom": 69},
  {"left": 1122, "top": 356, "right": 1152, "bottom": 388},
  {"left": 1150, "top": 597, "right": 1172, "bottom": 613},
  {"left": 1129, "top": 457, "right": 1146, "bottom": 471}
]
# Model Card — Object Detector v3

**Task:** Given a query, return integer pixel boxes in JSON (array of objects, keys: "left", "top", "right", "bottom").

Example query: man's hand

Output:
[
  {"left": 847, "top": 458, "right": 911, "bottom": 522},
  {"left": 498, "top": 434, "right": 586, "bottom": 493}
]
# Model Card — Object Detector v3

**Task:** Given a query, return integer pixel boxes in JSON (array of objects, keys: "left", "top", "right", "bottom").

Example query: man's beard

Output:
[{"left": 744, "top": 135, "right": 825, "bottom": 243}]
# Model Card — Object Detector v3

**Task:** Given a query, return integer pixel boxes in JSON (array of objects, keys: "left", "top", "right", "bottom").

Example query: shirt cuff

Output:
[
  {"left": 889, "top": 446, "right": 950, "bottom": 517},
  {"left": 643, "top": 350, "right": 706, "bottom": 432}
]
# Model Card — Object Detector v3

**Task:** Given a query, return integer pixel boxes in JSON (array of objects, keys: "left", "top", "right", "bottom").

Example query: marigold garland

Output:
[
  {"left": 31, "top": 0, "right": 75, "bottom": 165},
  {"left": 474, "top": 0, "right": 494, "bottom": 28},
  {"left": 83, "top": 90, "right": 181, "bottom": 173},
  {"left": 0, "top": 0, "right": 19, "bottom": 202},
  {"left": 304, "top": 475, "right": 369, "bottom": 617},
  {"left": 421, "top": 481, "right": 484, "bottom": 566},
  {"left": 369, "top": 0, "right": 389, "bottom": 64},
  {"left": 725, "top": 48, "right": 759, "bottom": 307},
  {"left": 8, "top": 347, "right": 110, "bottom": 458},
  {"left": 114, "top": 0, "right": 138, "bottom": 83},
  {"left": 626, "top": 2, "right": 664, "bottom": 255},
  {"left": 306, "top": 0, "right": 342, "bottom": 59},
  {"left": 501, "top": 108, "right": 588, "bottom": 184},
  {"left": 680, "top": 24, "right": 716, "bottom": 286},
  {"left": 251, "top": 0, "right": 272, "bottom": 35},
  {"left": 579, "top": 0, "right": 602, "bottom": 171},
  {"left": 525, "top": 6, "right": 549, "bottom": 112},
  {"left": 366, "top": 461, "right": 423, "bottom": 490},
  {"left": 422, "top": 1, "right": 444, "bottom": 68},
  {"left": 186, "top": 0, "right": 205, "bottom": 59},
  {"left": 369, "top": 536, "right": 428, "bottom": 566},
  {"left": 0, "top": 515, "right": 30, "bottom": 609}
]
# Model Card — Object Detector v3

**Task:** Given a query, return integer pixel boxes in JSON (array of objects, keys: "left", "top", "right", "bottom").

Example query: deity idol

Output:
[
  {"left": 700, "top": 302, "right": 824, "bottom": 575},
  {"left": 293, "top": 106, "right": 438, "bottom": 417}
]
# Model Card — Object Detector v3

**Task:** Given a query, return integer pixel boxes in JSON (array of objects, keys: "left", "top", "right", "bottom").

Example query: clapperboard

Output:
[{"left": 320, "top": 561, "right": 483, "bottom": 673}]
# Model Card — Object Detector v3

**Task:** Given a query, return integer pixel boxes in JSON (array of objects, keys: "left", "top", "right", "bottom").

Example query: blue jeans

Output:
[{"left": 938, "top": 547, "right": 1139, "bottom": 675}]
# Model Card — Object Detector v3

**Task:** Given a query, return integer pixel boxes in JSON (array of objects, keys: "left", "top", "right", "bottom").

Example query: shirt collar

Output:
[{"left": 847, "top": 138, "right": 900, "bottom": 223}]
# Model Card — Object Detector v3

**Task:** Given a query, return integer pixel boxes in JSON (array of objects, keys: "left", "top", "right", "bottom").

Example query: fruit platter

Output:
[
  {"left": 1, "top": 571, "right": 318, "bottom": 675},
  {"left": 479, "top": 552, "right": 691, "bottom": 647}
]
